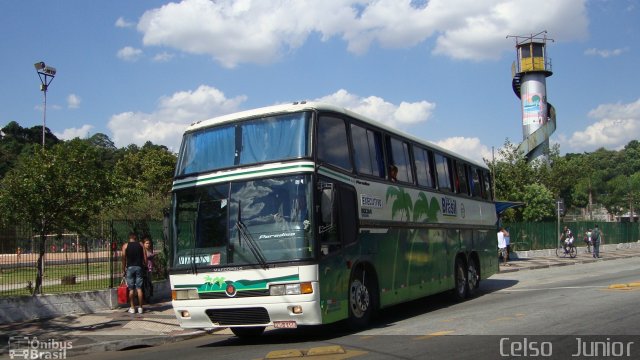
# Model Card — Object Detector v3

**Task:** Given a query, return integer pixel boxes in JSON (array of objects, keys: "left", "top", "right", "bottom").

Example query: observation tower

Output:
[{"left": 508, "top": 31, "right": 556, "bottom": 161}]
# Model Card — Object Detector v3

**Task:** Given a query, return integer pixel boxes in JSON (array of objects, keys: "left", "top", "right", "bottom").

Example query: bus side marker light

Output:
[{"left": 300, "top": 282, "right": 313, "bottom": 294}]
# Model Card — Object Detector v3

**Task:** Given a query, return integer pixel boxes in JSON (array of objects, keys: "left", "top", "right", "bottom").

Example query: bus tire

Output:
[
  {"left": 467, "top": 256, "right": 480, "bottom": 298},
  {"left": 231, "top": 326, "right": 265, "bottom": 339},
  {"left": 347, "top": 267, "right": 377, "bottom": 330},
  {"left": 452, "top": 257, "right": 468, "bottom": 301}
]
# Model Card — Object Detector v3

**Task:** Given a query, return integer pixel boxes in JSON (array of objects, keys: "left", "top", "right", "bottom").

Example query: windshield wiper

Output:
[
  {"left": 236, "top": 201, "right": 268, "bottom": 270},
  {"left": 191, "top": 197, "right": 202, "bottom": 275}
]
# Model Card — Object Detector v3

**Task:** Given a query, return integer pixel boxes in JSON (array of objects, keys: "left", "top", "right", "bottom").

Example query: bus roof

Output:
[{"left": 186, "top": 101, "right": 487, "bottom": 169}]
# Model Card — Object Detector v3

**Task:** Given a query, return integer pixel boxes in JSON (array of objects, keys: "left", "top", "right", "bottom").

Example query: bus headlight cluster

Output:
[
  {"left": 269, "top": 282, "right": 313, "bottom": 296},
  {"left": 172, "top": 289, "right": 199, "bottom": 300}
]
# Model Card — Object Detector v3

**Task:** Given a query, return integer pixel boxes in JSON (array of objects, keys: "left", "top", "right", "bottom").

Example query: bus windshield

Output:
[
  {"left": 176, "top": 111, "right": 311, "bottom": 177},
  {"left": 172, "top": 174, "right": 314, "bottom": 270}
]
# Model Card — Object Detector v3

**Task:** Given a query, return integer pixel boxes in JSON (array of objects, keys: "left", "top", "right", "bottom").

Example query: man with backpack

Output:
[{"left": 591, "top": 224, "right": 601, "bottom": 258}]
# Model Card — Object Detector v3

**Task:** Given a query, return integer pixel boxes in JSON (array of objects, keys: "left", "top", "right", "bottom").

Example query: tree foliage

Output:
[{"left": 487, "top": 138, "right": 640, "bottom": 222}]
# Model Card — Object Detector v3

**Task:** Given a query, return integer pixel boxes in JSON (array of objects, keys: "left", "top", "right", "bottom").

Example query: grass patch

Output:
[{"left": 0, "top": 277, "right": 120, "bottom": 297}]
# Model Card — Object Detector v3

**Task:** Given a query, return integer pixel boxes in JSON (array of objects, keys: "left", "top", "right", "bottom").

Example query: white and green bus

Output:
[{"left": 169, "top": 102, "right": 498, "bottom": 337}]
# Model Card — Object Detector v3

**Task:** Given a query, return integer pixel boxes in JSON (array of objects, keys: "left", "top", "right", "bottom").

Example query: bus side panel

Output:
[
  {"left": 367, "top": 227, "right": 455, "bottom": 309},
  {"left": 318, "top": 253, "right": 350, "bottom": 324},
  {"left": 477, "top": 229, "right": 500, "bottom": 279}
]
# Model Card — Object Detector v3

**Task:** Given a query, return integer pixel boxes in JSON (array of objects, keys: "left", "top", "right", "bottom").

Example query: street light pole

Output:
[{"left": 34, "top": 61, "right": 56, "bottom": 149}]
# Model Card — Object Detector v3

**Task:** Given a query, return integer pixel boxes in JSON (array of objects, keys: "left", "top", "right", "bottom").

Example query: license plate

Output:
[{"left": 273, "top": 321, "right": 297, "bottom": 329}]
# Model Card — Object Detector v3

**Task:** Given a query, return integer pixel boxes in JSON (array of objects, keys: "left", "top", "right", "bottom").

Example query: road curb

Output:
[{"left": 67, "top": 330, "right": 206, "bottom": 357}]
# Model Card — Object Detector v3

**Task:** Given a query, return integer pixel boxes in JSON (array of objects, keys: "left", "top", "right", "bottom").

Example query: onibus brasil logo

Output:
[{"left": 9, "top": 336, "right": 72, "bottom": 359}]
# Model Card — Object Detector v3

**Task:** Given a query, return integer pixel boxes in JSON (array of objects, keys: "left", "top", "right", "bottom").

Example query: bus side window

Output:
[
  {"left": 454, "top": 161, "right": 469, "bottom": 195},
  {"left": 482, "top": 170, "right": 493, "bottom": 200},
  {"left": 386, "top": 136, "right": 414, "bottom": 183},
  {"left": 434, "top": 153, "right": 453, "bottom": 192},
  {"left": 469, "top": 166, "right": 483, "bottom": 198},
  {"left": 317, "top": 116, "right": 352, "bottom": 171},
  {"left": 351, "top": 124, "right": 385, "bottom": 178},
  {"left": 414, "top": 146, "right": 435, "bottom": 188}
]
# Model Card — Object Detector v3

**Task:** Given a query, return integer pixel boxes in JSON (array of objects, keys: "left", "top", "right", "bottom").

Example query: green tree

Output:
[
  {"left": 0, "top": 122, "right": 60, "bottom": 178},
  {"left": 0, "top": 139, "right": 114, "bottom": 294},
  {"left": 520, "top": 183, "right": 555, "bottom": 221},
  {"left": 107, "top": 142, "right": 177, "bottom": 234}
]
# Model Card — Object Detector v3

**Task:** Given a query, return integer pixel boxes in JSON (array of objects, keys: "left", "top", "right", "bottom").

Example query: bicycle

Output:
[
  {"left": 583, "top": 237, "right": 592, "bottom": 254},
  {"left": 556, "top": 242, "right": 577, "bottom": 258}
]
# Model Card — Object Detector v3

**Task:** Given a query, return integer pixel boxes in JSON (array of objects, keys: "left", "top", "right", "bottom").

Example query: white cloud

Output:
[
  {"left": 434, "top": 137, "right": 492, "bottom": 164},
  {"left": 115, "top": 17, "right": 135, "bottom": 28},
  {"left": 55, "top": 125, "right": 93, "bottom": 140},
  {"left": 136, "top": 0, "right": 588, "bottom": 67},
  {"left": 107, "top": 85, "right": 247, "bottom": 150},
  {"left": 314, "top": 89, "right": 435, "bottom": 128},
  {"left": 67, "top": 94, "right": 81, "bottom": 109},
  {"left": 584, "top": 47, "right": 629, "bottom": 58},
  {"left": 117, "top": 46, "right": 143, "bottom": 62},
  {"left": 567, "top": 98, "right": 640, "bottom": 152},
  {"left": 152, "top": 52, "right": 175, "bottom": 62}
]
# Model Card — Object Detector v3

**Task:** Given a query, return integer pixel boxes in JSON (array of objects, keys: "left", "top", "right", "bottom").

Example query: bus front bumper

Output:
[{"left": 172, "top": 295, "right": 323, "bottom": 330}]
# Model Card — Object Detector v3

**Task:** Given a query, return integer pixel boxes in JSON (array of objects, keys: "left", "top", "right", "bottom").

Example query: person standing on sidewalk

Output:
[
  {"left": 591, "top": 224, "right": 601, "bottom": 258},
  {"left": 497, "top": 227, "right": 508, "bottom": 266},
  {"left": 122, "top": 232, "right": 147, "bottom": 314}
]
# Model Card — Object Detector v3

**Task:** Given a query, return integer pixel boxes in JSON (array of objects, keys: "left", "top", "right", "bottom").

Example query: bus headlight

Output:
[
  {"left": 269, "top": 282, "right": 313, "bottom": 296},
  {"left": 172, "top": 289, "right": 199, "bottom": 300}
]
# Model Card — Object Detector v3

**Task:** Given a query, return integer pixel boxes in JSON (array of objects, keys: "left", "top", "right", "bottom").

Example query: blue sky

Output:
[{"left": 1, "top": 0, "right": 638, "bottom": 163}]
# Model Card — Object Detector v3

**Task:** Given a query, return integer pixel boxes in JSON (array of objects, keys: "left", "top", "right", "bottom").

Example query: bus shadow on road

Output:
[{"left": 197, "top": 279, "right": 520, "bottom": 347}]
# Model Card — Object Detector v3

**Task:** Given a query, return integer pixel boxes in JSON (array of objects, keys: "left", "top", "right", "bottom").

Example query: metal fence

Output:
[
  {"left": 504, "top": 221, "right": 640, "bottom": 251},
  {"left": 0, "top": 220, "right": 166, "bottom": 297}
]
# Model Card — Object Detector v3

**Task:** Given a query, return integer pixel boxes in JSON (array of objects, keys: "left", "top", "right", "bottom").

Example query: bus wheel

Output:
[
  {"left": 467, "top": 257, "right": 480, "bottom": 297},
  {"left": 231, "top": 326, "right": 265, "bottom": 339},
  {"left": 348, "top": 269, "right": 376, "bottom": 329},
  {"left": 453, "top": 258, "right": 468, "bottom": 301}
]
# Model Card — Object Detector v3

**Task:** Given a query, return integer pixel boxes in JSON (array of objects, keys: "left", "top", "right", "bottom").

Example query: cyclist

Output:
[{"left": 561, "top": 226, "right": 575, "bottom": 254}]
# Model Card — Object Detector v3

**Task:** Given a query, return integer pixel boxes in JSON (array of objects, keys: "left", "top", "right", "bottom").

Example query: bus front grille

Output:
[{"left": 205, "top": 307, "right": 270, "bottom": 325}]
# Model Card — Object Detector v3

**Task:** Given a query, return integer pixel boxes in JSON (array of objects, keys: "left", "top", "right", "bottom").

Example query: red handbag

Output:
[{"left": 117, "top": 278, "right": 129, "bottom": 305}]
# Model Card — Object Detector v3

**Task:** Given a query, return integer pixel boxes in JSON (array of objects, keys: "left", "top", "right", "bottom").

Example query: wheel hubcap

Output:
[
  {"left": 468, "top": 264, "right": 478, "bottom": 288},
  {"left": 350, "top": 279, "right": 370, "bottom": 318}
]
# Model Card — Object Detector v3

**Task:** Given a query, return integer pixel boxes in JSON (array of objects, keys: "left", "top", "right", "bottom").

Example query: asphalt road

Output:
[{"left": 78, "top": 258, "right": 640, "bottom": 360}]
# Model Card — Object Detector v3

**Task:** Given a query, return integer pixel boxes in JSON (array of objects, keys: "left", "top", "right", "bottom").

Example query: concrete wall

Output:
[{"left": 0, "top": 280, "right": 170, "bottom": 324}]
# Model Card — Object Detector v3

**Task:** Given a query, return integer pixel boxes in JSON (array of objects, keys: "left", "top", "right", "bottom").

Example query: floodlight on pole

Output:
[{"left": 34, "top": 61, "right": 56, "bottom": 149}]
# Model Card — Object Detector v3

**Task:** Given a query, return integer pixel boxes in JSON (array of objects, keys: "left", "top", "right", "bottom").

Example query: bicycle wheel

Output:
[
  {"left": 556, "top": 246, "right": 564, "bottom": 257},
  {"left": 569, "top": 245, "right": 577, "bottom": 258}
]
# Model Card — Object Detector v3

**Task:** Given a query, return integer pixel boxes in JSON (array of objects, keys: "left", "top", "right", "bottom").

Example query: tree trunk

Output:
[{"left": 33, "top": 227, "right": 46, "bottom": 296}]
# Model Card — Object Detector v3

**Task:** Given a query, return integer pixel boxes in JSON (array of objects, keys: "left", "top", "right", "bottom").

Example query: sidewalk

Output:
[
  {"left": 498, "top": 242, "right": 640, "bottom": 273},
  {"left": 1, "top": 243, "right": 639, "bottom": 358},
  {"left": 0, "top": 300, "right": 224, "bottom": 358}
]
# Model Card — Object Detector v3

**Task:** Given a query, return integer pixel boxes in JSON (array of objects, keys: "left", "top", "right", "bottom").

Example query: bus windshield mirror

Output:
[{"left": 319, "top": 182, "right": 335, "bottom": 234}]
